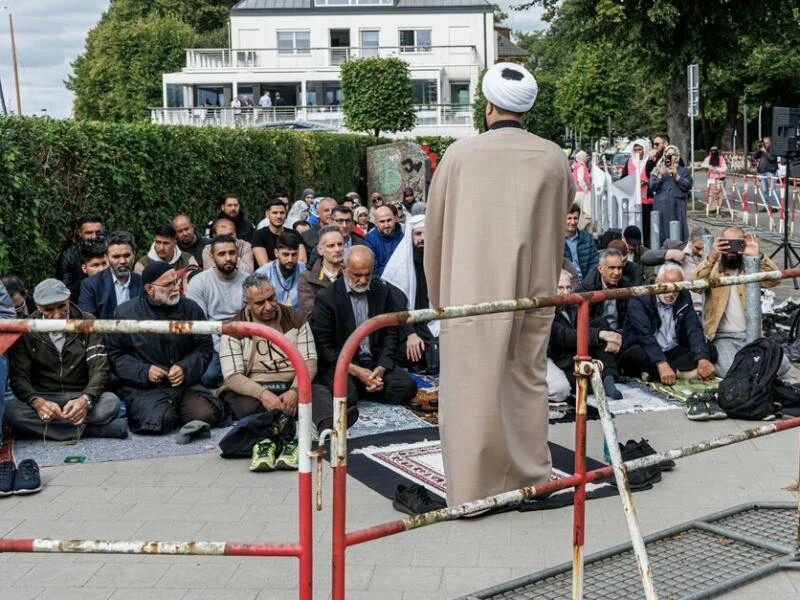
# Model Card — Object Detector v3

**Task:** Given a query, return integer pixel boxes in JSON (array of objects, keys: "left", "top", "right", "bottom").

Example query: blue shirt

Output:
[{"left": 565, "top": 233, "right": 582, "bottom": 280}]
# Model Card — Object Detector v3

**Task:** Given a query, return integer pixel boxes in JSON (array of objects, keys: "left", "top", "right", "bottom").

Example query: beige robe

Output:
[{"left": 424, "top": 126, "right": 575, "bottom": 506}]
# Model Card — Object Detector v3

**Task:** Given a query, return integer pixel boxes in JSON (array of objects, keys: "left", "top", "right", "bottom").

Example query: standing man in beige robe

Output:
[{"left": 425, "top": 62, "right": 575, "bottom": 507}]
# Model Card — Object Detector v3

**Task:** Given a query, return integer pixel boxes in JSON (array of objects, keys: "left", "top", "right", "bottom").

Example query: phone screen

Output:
[{"left": 725, "top": 239, "right": 744, "bottom": 253}]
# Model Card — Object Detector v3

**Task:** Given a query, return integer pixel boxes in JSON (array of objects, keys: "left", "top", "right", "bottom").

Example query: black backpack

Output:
[{"left": 718, "top": 338, "right": 783, "bottom": 420}]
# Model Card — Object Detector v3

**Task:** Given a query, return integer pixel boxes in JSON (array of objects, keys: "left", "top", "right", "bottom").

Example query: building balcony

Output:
[
  {"left": 183, "top": 45, "right": 479, "bottom": 71},
  {"left": 149, "top": 104, "right": 477, "bottom": 138}
]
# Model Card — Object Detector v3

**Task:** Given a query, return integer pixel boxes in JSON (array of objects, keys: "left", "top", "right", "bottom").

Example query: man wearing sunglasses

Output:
[
  {"left": 6, "top": 279, "right": 126, "bottom": 440},
  {"left": 107, "top": 262, "right": 227, "bottom": 434}
]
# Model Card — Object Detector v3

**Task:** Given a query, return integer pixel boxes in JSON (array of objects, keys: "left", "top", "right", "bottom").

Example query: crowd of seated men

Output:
[{"left": 0, "top": 189, "right": 434, "bottom": 477}]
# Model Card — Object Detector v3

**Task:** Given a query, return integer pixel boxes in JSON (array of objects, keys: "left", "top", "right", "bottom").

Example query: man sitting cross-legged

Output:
[
  {"left": 298, "top": 226, "right": 344, "bottom": 318},
  {"left": 619, "top": 263, "right": 717, "bottom": 395},
  {"left": 549, "top": 269, "right": 623, "bottom": 399},
  {"left": 311, "top": 246, "right": 417, "bottom": 406},
  {"left": 79, "top": 231, "right": 143, "bottom": 320},
  {"left": 6, "top": 279, "right": 127, "bottom": 440},
  {"left": 107, "top": 262, "right": 227, "bottom": 434},
  {"left": 218, "top": 275, "right": 357, "bottom": 470},
  {"left": 254, "top": 232, "right": 306, "bottom": 310}
]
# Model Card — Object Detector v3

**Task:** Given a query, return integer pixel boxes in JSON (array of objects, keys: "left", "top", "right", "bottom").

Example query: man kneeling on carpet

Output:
[
  {"left": 311, "top": 246, "right": 417, "bottom": 407},
  {"left": 106, "top": 262, "right": 227, "bottom": 434},
  {"left": 618, "top": 264, "right": 722, "bottom": 416},
  {"left": 218, "top": 274, "right": 356, "bottom": 471},
  {"left": 6, "top": 279, "right": 127, "bottom": 441}
]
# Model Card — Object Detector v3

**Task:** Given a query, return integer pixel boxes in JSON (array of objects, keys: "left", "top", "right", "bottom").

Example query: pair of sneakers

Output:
[
  {"left": 250, "top": 437, "right": 299, "bottom": 472},
  {"left": 0, "top": 459, "right": 42, "bottom": 497},
  {"left": 685, "top": 391, "right": 727, "bottom": 421},
  {"left": 607, "top": 439, "right": 674, "bottom": 491}
]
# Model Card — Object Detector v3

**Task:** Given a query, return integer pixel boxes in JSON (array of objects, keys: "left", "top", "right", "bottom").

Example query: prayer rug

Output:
[
  {"left": 588, "top": 383, "right": 683, "bottom": 414},
  {"left": 346, "top": 427, "right": 620, "bottom": 511},
  {"left": 631, "top": 377, "right": 721, "bottom": 405}
]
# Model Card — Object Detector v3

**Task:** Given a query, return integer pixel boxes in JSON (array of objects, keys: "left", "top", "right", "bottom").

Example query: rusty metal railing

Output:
[
  {"left": 329, "top": 266, "right": 800, "bottom": 599},
  {"left": 0, "top": 319, "right": 315, "bottom": 600}
]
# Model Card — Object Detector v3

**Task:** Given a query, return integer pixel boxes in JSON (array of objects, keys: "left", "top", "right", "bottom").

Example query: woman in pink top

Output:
[
  {"left": 701, "top": 146, "right": 727, "bottom": 212},
  {"left": 572, "top": 150, "right": 592, "bottom": 229},
  {"left": 625, "top": 139, "right": 650, "bottom": 237}
]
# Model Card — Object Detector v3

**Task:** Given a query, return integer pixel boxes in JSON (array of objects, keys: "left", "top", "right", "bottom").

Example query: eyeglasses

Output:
[
  {"left": 333, "top": 218, "right": 353, "bottom": 225},
  {"left": 151, "top": 279, "right": 182, "bottom": 288}
]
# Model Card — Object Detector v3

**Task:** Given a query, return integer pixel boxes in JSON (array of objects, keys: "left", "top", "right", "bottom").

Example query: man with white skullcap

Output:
[{"left": 425, "top": 62, "right": 575, "bottom": 507}]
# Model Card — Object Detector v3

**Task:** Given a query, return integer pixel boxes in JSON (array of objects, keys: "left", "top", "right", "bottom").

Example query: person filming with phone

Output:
[
  {"left": 691, "top": 227, "right": 782, "bottom": 377},
  {"left": 650, "top": 145, "right": 692, "bottom": 245}
]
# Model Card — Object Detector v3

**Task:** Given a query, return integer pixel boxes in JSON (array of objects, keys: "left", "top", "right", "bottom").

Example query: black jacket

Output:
[
  {"left": 622, "top": 291, "right": 709, "bottom": 365},
  {"left": 576, "top": 268, "right": 632, "bottom": 329},
  {"left": 55, "top": 244, "right": 85, "bottom": 301},
  {"left": 310, "top": 277, "right": 400, "bottom": 372},
  {"left": 9, "top": 304, "right": 109, "bottom": 403},
  {"left": 548, "top": 305, "right": 605, "bottom": 370},
  {"left": 178, "top": 233, "right": 210, "bottom": 265},
  {"left": 206, "top": 212, "right": 256, "bottom": 244},
  {"left": 106, "top": 295, "right": 212, "bottom": 389},
  {"left": 78, "top": 268, "right": 144, "bottom": 320}
]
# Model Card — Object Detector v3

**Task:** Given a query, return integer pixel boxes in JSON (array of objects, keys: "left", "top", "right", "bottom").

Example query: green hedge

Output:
[{"left": 0, "top": 117, "right": 384, "bottom": 285}]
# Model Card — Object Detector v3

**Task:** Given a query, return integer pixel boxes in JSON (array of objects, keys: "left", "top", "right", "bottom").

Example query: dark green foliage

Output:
[
  {"left": 0, "top": 117, "right": 383, "bottom": 285},
  {"left": 340, "top": 57, "right": 417, "bottom": 137}
]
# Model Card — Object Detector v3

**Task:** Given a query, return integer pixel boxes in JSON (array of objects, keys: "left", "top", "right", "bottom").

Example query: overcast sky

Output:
[{"left": 0, "top": 0, "right": 544, "bottom": 119}]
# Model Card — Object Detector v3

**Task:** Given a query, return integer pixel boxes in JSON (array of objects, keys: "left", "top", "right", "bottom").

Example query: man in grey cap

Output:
[
  {"left": 425, "top": 62, "right": 575, "bottom": 506},
  {"left": 6, "top": 278, "right": 126, "bottom": 440}
]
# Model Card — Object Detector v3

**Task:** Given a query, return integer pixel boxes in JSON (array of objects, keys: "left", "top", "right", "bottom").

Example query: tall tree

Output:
[
  {"left": 68, "top": 0, "right": 236, "bottom": 122},
  {"left": 340, "top": 57, "right": 416, "bottom": 137}
]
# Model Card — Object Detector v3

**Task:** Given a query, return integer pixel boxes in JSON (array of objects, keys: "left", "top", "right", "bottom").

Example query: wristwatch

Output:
[{"left": 83, "top": 395, "right": 94, "bottom": 411}]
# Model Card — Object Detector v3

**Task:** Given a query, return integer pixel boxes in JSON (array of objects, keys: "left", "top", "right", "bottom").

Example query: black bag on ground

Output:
[
  {"left": 717, "top": 338, "right": 783, "bottom": 420},
  {"left": 218, "top": 411, "right": 295, "bottom": 458}
]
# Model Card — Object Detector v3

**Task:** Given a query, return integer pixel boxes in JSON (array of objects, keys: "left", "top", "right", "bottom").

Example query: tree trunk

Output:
[
  {"left": 719, "top": 96, "right": 739, "bottom": 153},
  {"left": 666, "top": 78, "right": 690, "bottom": 158}
]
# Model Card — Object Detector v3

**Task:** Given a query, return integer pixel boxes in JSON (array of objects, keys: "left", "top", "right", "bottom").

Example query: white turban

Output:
[{"left": 482, "top": 62, "right": 538, "bottom": 113}]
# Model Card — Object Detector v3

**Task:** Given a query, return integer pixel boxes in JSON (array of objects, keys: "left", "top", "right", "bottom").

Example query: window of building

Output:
[
  {"left": 399, "top": 29, "right": 432, "bottom": 53},
  {"left": 360, "top": 30, "right": 379, "bottom": 58},
  {"left": 412, "top": 79, "right": 438, "bottom": 105},
  {"left": 166, "top": 85, "right": 184, "bottom": 108},
  {"left": 449, "top": 82, "right": 470, "bottom": 106},
  {"left": 278, "top": 30, "right": 311, "bottom": 56}
]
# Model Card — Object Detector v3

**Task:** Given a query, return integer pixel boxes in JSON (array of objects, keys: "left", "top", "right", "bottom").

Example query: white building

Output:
[{"left": 151, "top": 0, "right": 497, "bottom": 137}]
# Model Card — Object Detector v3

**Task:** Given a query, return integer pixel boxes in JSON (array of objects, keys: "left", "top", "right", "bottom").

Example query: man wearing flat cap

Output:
[
  {"left": 106, "top": 261, "right": 227, "bottom": 434},
  {"left": 6, "top": 278, "right": 127, "bottom": 440},
  {"left": 425, "top": 62, "right": 575, "bottom": 506}
]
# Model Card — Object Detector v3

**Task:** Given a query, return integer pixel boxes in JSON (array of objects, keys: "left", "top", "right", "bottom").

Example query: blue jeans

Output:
[
  {"left": 759, "top": 172, "right": 779, "bottom": 208},
  {"left": 0, "top": 355, "right": 7, "bottom": 445}
]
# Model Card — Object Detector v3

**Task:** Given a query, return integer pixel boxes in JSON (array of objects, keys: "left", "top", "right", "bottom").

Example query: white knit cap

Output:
[{"left": 482, "top": 62, "right": 538, "bottom": 113}]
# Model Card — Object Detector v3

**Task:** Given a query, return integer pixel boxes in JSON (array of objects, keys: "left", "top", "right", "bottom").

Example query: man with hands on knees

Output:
[{"left": 6, "top": 279, "right": 127, "bottom": 440}]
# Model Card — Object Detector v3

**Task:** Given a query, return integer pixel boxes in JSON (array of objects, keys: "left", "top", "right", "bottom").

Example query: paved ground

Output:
[{"left": 1, "top": 407, "right": 799, "bottom": 599}]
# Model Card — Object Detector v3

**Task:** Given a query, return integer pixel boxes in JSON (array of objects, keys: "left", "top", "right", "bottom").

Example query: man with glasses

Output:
[
  {"left": 368, "top": 192, "right": 384, "bottom": 221},
  {"left": 107, "top": 262, "right": 226, "bottom": 434},
  {"left": 6, "top": 279, "right": 126, "bottom": 440}
]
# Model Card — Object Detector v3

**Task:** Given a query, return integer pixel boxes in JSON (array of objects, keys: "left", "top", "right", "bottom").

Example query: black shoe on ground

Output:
[
  {"left": 13, "top": 459, "right": 42, "bottom": 495},
  {"left": 608, "top": 439, "right": 661, "bottom": 490},
  {"left": 0, "top": 461, "right": 15, "bottom": 497},
  {"left": 392, "top": 484, "right": 446, "bottom": 516},
  {"left": 636, "top": 438, "right": 676, "bottom": 471}
]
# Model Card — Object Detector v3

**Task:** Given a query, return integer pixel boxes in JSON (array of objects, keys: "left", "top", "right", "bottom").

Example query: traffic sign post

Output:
[{"left": 688, "top": 64, "right": 699, "bottom": 210}]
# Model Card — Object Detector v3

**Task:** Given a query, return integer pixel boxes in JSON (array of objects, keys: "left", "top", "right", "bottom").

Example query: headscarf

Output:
[
  {"left": 285, "top": 200, "right": 309, "bottom": 229},
  {"left": 574, "top": 150, "right": 588, "bottom": 163},
  {"left": 665, "top": 144, "right": 681, "bottom": 160},
  {"left": 482, "top": 62, "right": 538, "bottom": 113},
  {"left": 626, "top": 138, "right": 651, "bottom": 157},
  {"left": 353, "top": 206, "right": 369, "bottom": 222},
  {"left": 307, "top": 197, "right": 322, "bottom": 227},
  {"left": 381, "top": 214, "right": 439, "bottom": 336}
]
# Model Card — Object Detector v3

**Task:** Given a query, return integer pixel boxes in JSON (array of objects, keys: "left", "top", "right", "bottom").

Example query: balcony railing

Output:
[
  {"left": 150, "top": 104, "right": 475, "bottom": 130},
  {"left": 184, "top": 46, "right": 479, "bottom": 70}
]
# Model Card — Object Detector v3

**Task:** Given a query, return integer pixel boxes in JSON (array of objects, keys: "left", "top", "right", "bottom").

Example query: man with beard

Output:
[
  {"left": 205, "top": 193, "right": 256, "bottom": 243},
  {"left": 172, "top": 214, "right": 210, "bottom": 265},
  {"left": 56, "top": 214, "right": 105, "bottom": 301},
  {"left": 253, "top": 199, "right": 307, "bottom": 266},
  {"left": 134, "top": 225, "right": 198, "bottom": 275},
  {"left": 620, "top": 263, "right": 715, "bottom": 386},
  {"left": 691, "top": 227, "right": 779, "bottom": 376},
  {"left": 186, "top": 235, "right": 247, "bottom": 387},
  {"left": 79, "top": 231, "right": 143, "bottom": 319},
  {"left": 382, "top": 214, "right": 439, "bottom": 373},
  {"left": 311, "top": 246, "right": 417, "bottom": 406},
  {"left": 107, "top": 262, "right": 225, "bottom": 434},
  {"left": 298, "top": 226, "right": 344, "bottom": 317},
  {"left": 255, "top": 232, "right": 306, "bottom": 310},
  {"left": 365, "top": 205, "right": 403, "bottom": 278},
  {"left": 201, "top": 217, "right": 255, "bottom": 274}
]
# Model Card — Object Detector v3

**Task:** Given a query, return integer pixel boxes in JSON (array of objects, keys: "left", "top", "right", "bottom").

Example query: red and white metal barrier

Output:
[
  {"left": 328, "top": 266, "right": 800, "bottom": 599},
  {"left": 0, "top": 319, "right": 315, "bottom": 600}
]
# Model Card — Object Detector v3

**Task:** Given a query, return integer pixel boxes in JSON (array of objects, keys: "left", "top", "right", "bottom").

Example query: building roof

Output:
[
  {"left": 496, "top": 32, "right": 528, "bottom": 58},
  {"left": 232, "top": 0, "right": 493, "bottom": 13}
]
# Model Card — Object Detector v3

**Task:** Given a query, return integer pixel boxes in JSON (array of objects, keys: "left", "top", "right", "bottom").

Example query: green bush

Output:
[
  {"left": 0, "top": 117, "right": 384, "bottom": 285},
  {"left": 413, "top": 136, "right": 458, "bottom": 158},
  {"left": 694, "top": 149, "right": 706, "bottom": 162}
]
